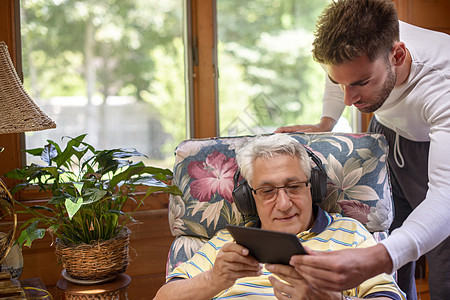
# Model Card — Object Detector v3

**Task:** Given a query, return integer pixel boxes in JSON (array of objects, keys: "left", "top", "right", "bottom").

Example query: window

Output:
[
  {"left": 20, "top": 0, "right": 186, "bottom": 168},
  {"left": 217, "top": 0, "right": 355, "bottom": 136},
  {"left": 1, "top": 0, "right": 361, "bottom": 190}
]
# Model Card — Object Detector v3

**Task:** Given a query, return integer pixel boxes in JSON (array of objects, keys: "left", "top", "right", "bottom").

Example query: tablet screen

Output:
[{"left": 226, "top": 225, "right": 307, "bottom": 265}]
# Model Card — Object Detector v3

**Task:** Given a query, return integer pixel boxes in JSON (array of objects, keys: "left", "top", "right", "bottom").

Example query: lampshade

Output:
[{"left": 0, "top": 41, "right": 56, "bottom": 134}]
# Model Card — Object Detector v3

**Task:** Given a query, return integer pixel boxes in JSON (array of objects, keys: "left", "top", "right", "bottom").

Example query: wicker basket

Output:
[{"left": 55, "top": 227, "right": 130, "bottom": 281}]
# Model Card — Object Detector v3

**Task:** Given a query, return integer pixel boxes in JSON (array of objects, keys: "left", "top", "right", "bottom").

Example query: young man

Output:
[
  {"left": 155, "top": 134, "right": 405, "bottom": 300},
  {"left": 275, "top": 0, "right": 450, "bottom": 299}
]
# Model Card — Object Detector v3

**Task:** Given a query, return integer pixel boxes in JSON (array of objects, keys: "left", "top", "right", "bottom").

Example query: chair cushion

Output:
[{"left": 168, "top": 132, "right": 393, "bottom": 240}]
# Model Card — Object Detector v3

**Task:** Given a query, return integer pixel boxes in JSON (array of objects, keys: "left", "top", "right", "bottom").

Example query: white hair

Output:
[{"left": 236, "top": 134, "right": 311, "bottom": 184}]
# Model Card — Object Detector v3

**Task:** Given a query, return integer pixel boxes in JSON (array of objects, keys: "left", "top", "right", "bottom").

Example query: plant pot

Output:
[{"left": 55, "top": 227, "right": 130, "bottom": 281}]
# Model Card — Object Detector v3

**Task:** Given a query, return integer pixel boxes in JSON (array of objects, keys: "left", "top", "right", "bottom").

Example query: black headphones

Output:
[{"left": 232, "top": 146, "right": 327, "bottom": 217}]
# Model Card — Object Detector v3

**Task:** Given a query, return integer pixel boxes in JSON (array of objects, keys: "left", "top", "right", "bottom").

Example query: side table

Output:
[{"left": 56, "top": 273, "right": 131, "bottom": 300}]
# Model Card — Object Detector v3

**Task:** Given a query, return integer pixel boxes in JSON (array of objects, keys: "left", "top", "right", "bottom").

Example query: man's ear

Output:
[{"left": 392, "top": 42, "right": 407, "bottom": 66}]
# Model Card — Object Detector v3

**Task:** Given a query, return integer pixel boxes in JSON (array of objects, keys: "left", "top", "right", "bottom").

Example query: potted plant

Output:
[{"left": 5, "top": 134, "right": 182, "bottom": 281}]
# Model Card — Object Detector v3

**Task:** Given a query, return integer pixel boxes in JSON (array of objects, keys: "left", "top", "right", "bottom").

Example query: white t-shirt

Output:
[{"left": 321, "top": 21, "right": 450, "bottom": 271}]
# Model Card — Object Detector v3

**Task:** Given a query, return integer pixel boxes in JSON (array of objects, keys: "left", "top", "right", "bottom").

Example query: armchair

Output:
[{"left": 166, "top": 132, "right": 393, "bottom": 275}]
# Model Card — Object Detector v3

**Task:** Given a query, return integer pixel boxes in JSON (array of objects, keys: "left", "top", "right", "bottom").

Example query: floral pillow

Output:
[{"left": 168, "top": 132, "right": 393, "bottom": 240}]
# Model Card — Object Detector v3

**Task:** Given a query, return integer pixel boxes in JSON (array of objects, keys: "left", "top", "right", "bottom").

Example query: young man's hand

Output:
[
  {"left": 274, "top": 117, "right": 336, "bottom": 133},
  {"left": 289, "top": 244, "right": 393, "bottom": 292}
]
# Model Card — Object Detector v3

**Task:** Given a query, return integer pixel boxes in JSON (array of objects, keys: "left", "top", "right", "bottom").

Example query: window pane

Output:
[
  {"left": 21, "top": 0, "right": 186, "bottom": 168},
  {"left": 217, "top": 0, "right": 353, "bottom": 136}
]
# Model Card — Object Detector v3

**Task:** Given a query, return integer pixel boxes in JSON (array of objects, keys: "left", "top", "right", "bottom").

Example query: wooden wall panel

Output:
[
  {"left": 398, "top": 0, "right": 450, "bottom": 33},
  {"left": 394, "top": 0, "right": 450, "bottom": 33},
  {"left": 126, "top": 209, "right": 174, "bottom": 299}
]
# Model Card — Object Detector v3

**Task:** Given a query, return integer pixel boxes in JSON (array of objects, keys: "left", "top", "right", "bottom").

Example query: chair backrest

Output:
[{"left": 166, "top": 132, "right": 393, "bottom": 274}]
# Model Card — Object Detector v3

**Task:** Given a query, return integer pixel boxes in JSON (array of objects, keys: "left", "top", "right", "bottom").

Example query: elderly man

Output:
[{"left": 155, "top": 134, "right": 405, "bottom": 300}]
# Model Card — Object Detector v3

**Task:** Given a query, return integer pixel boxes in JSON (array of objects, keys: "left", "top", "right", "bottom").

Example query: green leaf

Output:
[
  {"left": 109, "top": 165, "right": 141, "bottom": 188},
  {"left": 4, "top": 166, "right": 34, "bottom": 180},
  {"left": 49, "top": 223, "right": 61, "bottom": 233},
  {"left": 65, "top": 197, "right": 83, "bottom": 219},
  {"left": 17, "top": 221, "right": 46, "bottom": 248},
  {"left": 139, "top": 166, "right": 173, "bottom": 177},
  {"left": 7, "top": 183, "right": 28, "bottom": 194},
  {"left": 144, "top": 184, "right": 183, "bottom": 197},
  {"left": 48, "top": 194, "right": 67, "bottom": 205},
  {"left": 72, "top": 182, "right": 84, "bottom": 195},
  {"left": 68, "top": 135, "right": 93, "bottom": 161},
  {"left": 109, "top": 164, "right": 173, "bottom": 188},
  {"left": 47, "top": 138, "right": 63, "bottom": 155},
  {"left": 29, "top": 205, "right": 55, "bottom": 212},
  {"left": 23, "top": 147, "right": 44, "bottom": 157},
  {"left": 94, "top": 151, "right": 121, "bottom": 174},
  {"left": 40, "top": 166, "right": 61, "bottom": 179},
  {"left": 18, "top": 218, "right": 40, "bottom": 231},
  {"left": 82, "top": 189, "right": 107, "bottom": 205},
  {"left": 52, "top": 135, "right": 88, "bottom": 168}
]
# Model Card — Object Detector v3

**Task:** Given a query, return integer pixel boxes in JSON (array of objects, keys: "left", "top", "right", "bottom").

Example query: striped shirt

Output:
[{"left": 167, "top": 207, "right": 406, "bottom": 299}]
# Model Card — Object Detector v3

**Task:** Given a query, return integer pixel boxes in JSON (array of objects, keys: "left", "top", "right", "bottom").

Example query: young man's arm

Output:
[{"left": 274, "top": 116, "right": 337, "bottom": 133}]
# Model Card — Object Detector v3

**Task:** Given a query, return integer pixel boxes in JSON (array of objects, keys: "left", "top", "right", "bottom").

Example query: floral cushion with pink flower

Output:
[{"left": 166, "top": 132, "right": 393, "bottom": 274}]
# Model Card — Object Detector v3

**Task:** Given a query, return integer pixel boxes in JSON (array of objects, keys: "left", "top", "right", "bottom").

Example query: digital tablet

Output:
[{"left": 226, "top": 225, "right": 307, "bottom": 265}]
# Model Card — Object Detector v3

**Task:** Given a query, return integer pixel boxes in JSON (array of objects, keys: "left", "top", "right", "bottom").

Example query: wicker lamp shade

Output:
[{"left": 0, "top": 41, "right": 56, "bottom": 134}]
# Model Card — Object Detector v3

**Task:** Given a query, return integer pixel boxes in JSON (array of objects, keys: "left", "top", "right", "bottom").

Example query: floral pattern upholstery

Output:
[{"left": 166, "top": 132, "right": 393, "bottom": 275}]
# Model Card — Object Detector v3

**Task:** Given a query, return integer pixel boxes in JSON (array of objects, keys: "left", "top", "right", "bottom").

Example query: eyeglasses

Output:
[{"left": 250, "top": 181, "right": 309, "bottom": 201}]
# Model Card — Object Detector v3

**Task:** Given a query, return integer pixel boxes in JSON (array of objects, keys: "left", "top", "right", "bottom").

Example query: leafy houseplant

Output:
[{"left": 5, "top": 134, "right": 182, "bottom": 279}]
